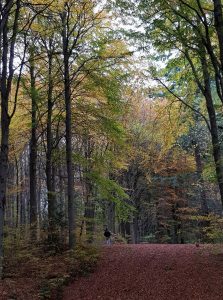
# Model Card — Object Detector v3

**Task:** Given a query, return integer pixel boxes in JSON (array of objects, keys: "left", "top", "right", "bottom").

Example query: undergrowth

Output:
[{"left": 1, "top": 237, "right": 99, "bottom": 300}]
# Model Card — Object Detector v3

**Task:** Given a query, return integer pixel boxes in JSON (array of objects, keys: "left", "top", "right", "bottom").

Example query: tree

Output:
[
  {"left": 0, "top": 0, "right": 22, "bottom": 279},
  {"left": 113, "top": 0, "right": 223, "bottom": 207}
]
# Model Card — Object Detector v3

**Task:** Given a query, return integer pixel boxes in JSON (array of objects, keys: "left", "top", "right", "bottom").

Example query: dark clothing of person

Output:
[{"left": 104, "top": 229, "right": 111, "bottom": 238}]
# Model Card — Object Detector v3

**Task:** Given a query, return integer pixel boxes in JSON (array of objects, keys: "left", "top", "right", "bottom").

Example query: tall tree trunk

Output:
[
  {"left": 0, "top": 0, "right": 20, "bottom": 279},
  {"left": 20, "top": 154, "right": 26, "bottom": 226},
  {"left": 84, "top": 171, "right": 95, "bottom": 243},
  {"left": 130, "top": 216, "right": 139, "bottom": 244},
  {"left": 29, "top": 47, "right": 38, "bottom": 240},
  {"left": 213, "top": 0, "right": 223, "bottom": 72},
  {"left": 58, "top": 161, "right": 65, "bottom": 229},
  {"left": 85, "top": 199, "right": 95, "bottom": 243},
  {"left": 107, "top": 201, "right": 116, "bottom": 234},
  {"left": 0, "top": 5, "right": 10, "bottom": 280},
  {"left": 46, "top": 50, "right": 57, "bottom": 244},
  {"left": 194, "top": 143, "right": 209, "bottom": 215},
  {"left": 172, "top": 203, "right": 179, "bottom": 244},
  {"left": 0, "top": 119, "right": 9, "bottom": 279},
  {"left": 61, "top": 12, "right": 75, "bottom": 248},
  {"left": 201, "top": 51, "right": 223, "bottom": 205},
  {"left": 15, "top": 156, "right": 19, "bottom": 228},
  {"left": 188, "top": 41, "right": 223, "bottom": 206},
  {"left": 83, "top": 136, "right": 95, "bottom": 243},
  {"left": 132, "top": 216, "right": 139, "bottom": 244}
]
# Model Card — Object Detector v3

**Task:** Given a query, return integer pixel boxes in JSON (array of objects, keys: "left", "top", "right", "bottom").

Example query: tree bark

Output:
[
  {"left": 61, "top": 11, "right": 76, "bottom": 249},
  {"left": 107, "top": 201, "right": 116, "bottom": 234},
  {"left": 20, "top": 154, "right": 26, "bottom": 226},
  {"left": 132, "top": 216, "right": 139, "bottom": 244},
  {"left": 15, "top": 156, "right": 19, "bottom": 228},
  {"left": 29, "top": 47, "right": 38, "bottom": 241},
  {"left": 200, "top": 50, "right": 223, "bottom": 205},
  {"left": 85, "top": 199, "right": 95, "bottom": 243},
  {"left": 46, "top": 49, "right": 58, "bottom": 244},
  {"left": 194, "top": 143, "right": 209, "bottom": 215},
  {"left": 213, "top": 0, "right": 223, "bottom": 72},
  {"left": 0, "top": 0, "right": 20, "bottom": 279},
  {"left": 185, "top": 42, "right": 223, "bottom": 206}
]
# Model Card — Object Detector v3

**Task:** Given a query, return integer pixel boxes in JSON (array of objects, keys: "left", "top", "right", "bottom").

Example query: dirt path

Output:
[{"left": 63, "top": 244, "right": 223, "bottom": 300}]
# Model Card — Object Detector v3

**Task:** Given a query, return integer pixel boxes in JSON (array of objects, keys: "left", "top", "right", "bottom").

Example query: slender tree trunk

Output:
[
  {"left": 0, "top": 6, "right": 10, "bottom": 280},
  {"left": 61, "top": 12, "right": 75, "bottom": 248},
  {"left": 132, "top": 216, "right": 139, "bottom": 244},
  {"left": 201, "top": 51, "right": 223, "bottom": 205},
  {"left": 58, "top": 162, "right": 65, "bottom": 224},
  {"left": 0, "top": 123, "right": 9, "bottom": 279},
  {"left": 46, "top": 50, "right": 57, "bottom": 244},
  {"left": 130, "top": 216, "right": 139, "bottom": 244},
  {"left": 84, "top": 174, "right": 95, "bottom": 243},
  {"left": 83, "top": 136, "right": 95, "bottom": 243},
  {"left": 172, "top": 203, "right": 179, "bottom": 244},
  {"left": 107, "top": 201, "right": 116, "bottom": 233},
  {"left": 194, "top": 143, "right": 209, "bottom": 215},
  {"left": 194, "top": 143, "right": 209, "bottom": 241},
  {"left": 0, "top": 0, "right": 20, "bottom": 279},
  {"left": 120, "top": 221, "right": 126, "bottom": 238},
  {"left": 85, "top": 199, "right": 95, "bottom": 243},
  {"left": 213, "top": 0, "right": 223, "bottom": 71},
  {"left": 29, "top": 47, "right": 38, "bottom": 240},
  {"left": 15, "top": 156, "right": 19, "bottom": 228},
  {"left": 37, "top": 160, "right": 42, "bottom": 239},
  {"left": 20, "top": 155, "right": 25, "bottom": 226}
]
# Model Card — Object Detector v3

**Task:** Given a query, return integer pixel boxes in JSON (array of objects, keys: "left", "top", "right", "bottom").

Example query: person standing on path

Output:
[{"left": 104, "top": 228, "right": 111, "bottom": 245}]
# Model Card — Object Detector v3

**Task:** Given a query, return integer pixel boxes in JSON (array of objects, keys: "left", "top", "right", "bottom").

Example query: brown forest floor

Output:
[
  {"left": 63, "top": 244, "right": 223, "bottom": 300},
  {"left": 0, "top": 245, "right": 98, "bottom": 300}
]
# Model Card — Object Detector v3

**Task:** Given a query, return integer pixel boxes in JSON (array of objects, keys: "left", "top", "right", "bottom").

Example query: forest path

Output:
[{"left": 63, "top": 244, "right": 223, "bottom": 300}]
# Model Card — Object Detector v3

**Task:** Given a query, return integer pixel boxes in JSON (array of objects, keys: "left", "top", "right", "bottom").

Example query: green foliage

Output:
[
  {"left": 141, "top": 234, "right": 156, "bottom": 243},
  {"left": 203, "top": 214, "right": 223, "bottom": 243},
  {"left": 87, "top": 171, "right": 134, "bottom": 221},
  {"left": 39, "top": 245, "right": 99, "bottom": 300},
  {"left": 112, "top": 233, "right": 128, "bottom": 244},
  {"left": 203, "top": 162, "right": 217, "bottom": 183}
]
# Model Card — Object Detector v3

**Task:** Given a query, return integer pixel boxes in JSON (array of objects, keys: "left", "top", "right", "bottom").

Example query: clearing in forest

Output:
[{"left": 64, "top": 244, "right": 223, "bottom": 300}]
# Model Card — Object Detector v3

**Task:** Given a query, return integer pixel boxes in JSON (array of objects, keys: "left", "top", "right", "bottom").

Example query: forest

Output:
[{"left": 1, "top": 0, "right": 223, "bottom": 299}]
